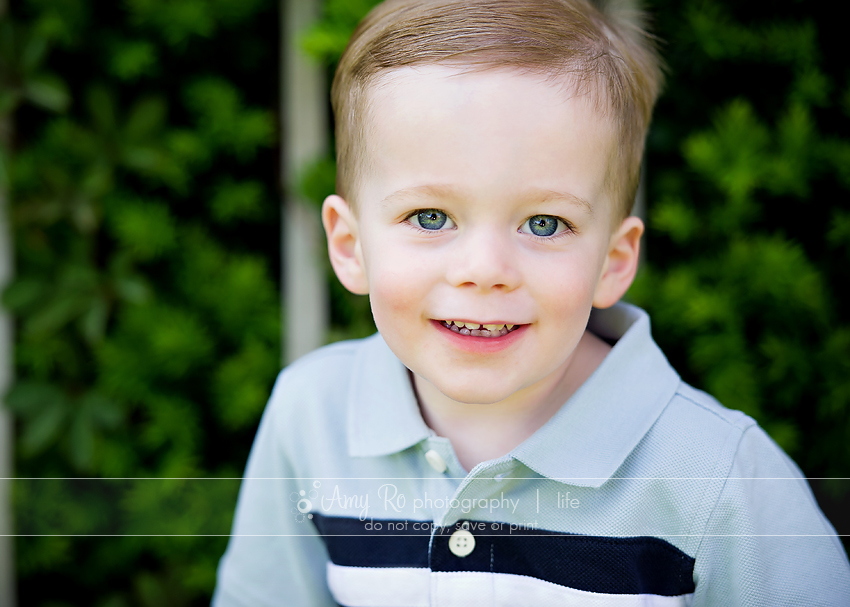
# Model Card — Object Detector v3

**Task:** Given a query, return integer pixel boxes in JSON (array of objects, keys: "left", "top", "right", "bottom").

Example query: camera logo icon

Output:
[{"left": 290, "top": 481, "right": 321, "bottom": 523}]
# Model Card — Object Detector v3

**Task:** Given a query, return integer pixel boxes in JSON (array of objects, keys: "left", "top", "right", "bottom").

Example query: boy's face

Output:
[{"left": 324, "top": 66, "right": 642, "bottom": 406}]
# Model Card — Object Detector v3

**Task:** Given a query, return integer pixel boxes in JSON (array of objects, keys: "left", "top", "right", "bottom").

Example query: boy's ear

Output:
[
  {"left": 592, "top": 216, "right": 644, "bottom": 309},
  {"left": 322, "top": 194, "right": 369, "bottom": 295}
]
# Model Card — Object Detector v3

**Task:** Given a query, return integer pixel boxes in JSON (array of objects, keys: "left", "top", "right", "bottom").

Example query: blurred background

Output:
[{"left": 0, "top": 0, "right": 847, "bottom": 604}]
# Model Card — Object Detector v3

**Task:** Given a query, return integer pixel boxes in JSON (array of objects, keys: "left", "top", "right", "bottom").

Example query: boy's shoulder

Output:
[
  {"left": 269, "top": 331, "right": 399, "bottom": 409},
  {"left": 261, "top": 331, "right": 427, "bottom": 460},
  {"left": 261, "top": 334, "right": 371, "bottom": 426},
  {"left": 655, "top": 380, "right": 759, "bottom": 458},
  {"left": 267, "top": 332, "right": 393, "bottom": 411},
  {"left": 672, "top": 381, "right": 751, "bottom": 426}
]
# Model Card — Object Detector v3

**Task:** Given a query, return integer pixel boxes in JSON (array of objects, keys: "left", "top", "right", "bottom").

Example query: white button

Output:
[
  {"left": 424, "top": 449, "right": 447, "bottom": 473},
  {"left": 448, "top": 529, "right": 475, "bottom": 557},
  {"left": 494, "top": 473, "right": 506, "bottom": 482}
]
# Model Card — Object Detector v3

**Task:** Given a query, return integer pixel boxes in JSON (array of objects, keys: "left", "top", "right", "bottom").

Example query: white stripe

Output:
[
  {"left": 327, "top": 563, "right": 694, "bottom": 607},
  {"left": 492, "top": 572, "right": 694, "bottom": 606},
  {"left": 327, "top": 562, "right": 430, "bottom": 607}
]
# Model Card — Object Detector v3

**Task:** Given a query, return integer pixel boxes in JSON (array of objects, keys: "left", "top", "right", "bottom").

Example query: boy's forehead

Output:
[{"left": 357, "top": 65, "right": 618, "bottom": 218}]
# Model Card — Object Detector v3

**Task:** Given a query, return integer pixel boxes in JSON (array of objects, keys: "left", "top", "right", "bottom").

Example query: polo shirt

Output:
[{"left": 212, "top": 303, "right": 850, "bottom": 606}]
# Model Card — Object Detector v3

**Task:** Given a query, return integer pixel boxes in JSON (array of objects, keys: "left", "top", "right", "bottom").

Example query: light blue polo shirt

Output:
[{"left": 213, "top": 303, "right": 850, "bottom": 606}]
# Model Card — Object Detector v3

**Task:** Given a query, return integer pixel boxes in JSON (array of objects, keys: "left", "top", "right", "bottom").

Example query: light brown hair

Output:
[{"left": 331, "top": 0, "right": 663, "bottom": 220}]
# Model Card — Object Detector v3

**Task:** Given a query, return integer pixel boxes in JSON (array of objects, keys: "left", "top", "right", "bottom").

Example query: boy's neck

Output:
[{"left": 411, "top": 329, "right": 612, "bottom": 472}]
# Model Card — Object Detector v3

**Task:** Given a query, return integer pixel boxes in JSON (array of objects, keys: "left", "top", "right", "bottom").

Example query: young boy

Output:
[{"left": 213, "top": 0, "right": 850, "bottom": 605}]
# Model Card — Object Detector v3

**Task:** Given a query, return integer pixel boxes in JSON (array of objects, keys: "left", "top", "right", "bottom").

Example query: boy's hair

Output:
[{"left": 332, "top": 0, "right": 663, "bottom": 221}]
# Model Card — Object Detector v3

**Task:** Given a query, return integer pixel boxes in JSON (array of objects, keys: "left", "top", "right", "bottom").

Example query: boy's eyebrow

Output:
[
  {"left": 380, "top": 184, "right": 462, "bottom": 208},
  {"left": 531, "top": 188, "right": 594, "bottom": 216},
  {"left": 381, "top": 184, "right": 594, "bottom": 215}
]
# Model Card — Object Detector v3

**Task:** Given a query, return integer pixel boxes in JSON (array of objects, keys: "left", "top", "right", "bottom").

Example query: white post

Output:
[
  {"left": 0, "top": 183, "right": 13, "bottom": 607},
  {"left": 281, "top": 0, "right": 329, "bottom": 364},
  {"left": 0, "top": 2, "right": 17, "bottom": 605}
]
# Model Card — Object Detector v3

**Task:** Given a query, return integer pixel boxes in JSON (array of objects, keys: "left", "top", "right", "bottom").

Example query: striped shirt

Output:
[{"left": 213, "top": 303, "right": 850, "bottom": 606}]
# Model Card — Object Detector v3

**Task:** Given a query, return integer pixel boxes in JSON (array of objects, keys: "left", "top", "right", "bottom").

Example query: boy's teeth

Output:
[
  {"left": 440, "top": 320, "right": 520, "bottom": 338},
  {"left": 448, "top": 321, "right": 514, "bottom": 331}
]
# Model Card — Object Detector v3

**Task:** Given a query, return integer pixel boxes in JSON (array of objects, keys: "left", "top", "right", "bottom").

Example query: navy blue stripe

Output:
[
  {"left": 311, "top": 513, "right": 431, "bottom": 568},
  {"left": 431, "top": 520, "right": 695, "bottom": 596},
  {"left": 311, "top": 514, "right": 695, "bottom": 596}
]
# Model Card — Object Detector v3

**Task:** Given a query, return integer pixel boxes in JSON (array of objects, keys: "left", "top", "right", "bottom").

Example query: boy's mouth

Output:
[{"left": 438, "top": 320, "right": 521, "bottom": 338}]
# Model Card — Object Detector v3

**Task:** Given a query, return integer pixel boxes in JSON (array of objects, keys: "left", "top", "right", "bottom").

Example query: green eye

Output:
[
  {"left": 413, "top": 209, "right": 449, "bottom": 230},
  {"left": 524, "top": 215, "right": 560, "bottom": 237}
]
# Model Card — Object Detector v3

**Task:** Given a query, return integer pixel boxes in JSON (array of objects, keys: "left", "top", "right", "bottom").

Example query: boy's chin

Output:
[{"left": 425, "top": 377, "right": 519, "bottom": 407}]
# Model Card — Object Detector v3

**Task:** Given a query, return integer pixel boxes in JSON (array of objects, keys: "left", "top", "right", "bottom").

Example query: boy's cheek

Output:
[{"left": 368, "top": 272, "right": 423, "bottom": 322}]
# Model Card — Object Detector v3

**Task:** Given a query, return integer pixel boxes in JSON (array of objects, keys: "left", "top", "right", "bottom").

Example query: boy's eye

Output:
[
  {"left": 409, "top": 209, "right": 454, "bottom": 231},
  {"left": 521, "top": 215, "right": 564, "bottom": 237}
]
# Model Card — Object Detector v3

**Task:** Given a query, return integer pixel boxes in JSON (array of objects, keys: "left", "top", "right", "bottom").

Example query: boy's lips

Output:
[{"left": 430, "top": 319, "right": 528, "bottom": 353}]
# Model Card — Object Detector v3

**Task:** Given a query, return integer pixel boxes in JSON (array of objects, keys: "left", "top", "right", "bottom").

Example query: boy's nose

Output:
[{"left": 445, "top": 227, "right": 521, "bottom": 292}]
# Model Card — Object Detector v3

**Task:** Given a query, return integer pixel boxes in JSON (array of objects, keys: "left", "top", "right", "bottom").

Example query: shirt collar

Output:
[
  {"left": 511, "top": 303, "right": 680, "bottom": 487},
  {"left": 347, "top": 332, "right": 432, "bottom": 457},
  {"left": 347, "top": 303, "right": 681, "bottom": 488}
]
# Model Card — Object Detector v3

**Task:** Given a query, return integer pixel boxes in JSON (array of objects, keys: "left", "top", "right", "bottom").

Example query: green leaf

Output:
[
  {"left": 7, "top": 382, "right": 71, "bottom": 455},
  {"left": 79, "top": 392, "right": 124, "bottom": 428},
  {"left": 124, "top": 97, "right": 167, "bottom": 140},
  {"left": 79, "top": 296, "right": 109, "bottom": 345},
  {"left": 108, "top": 40, "right": 158, "bottom": 81},
  {"left": 683, "top": 99, "right": 769, "bottom": 203},
  {"left": 22, "top": 74, "right": 70, "bottom": 112},
  {"left": 21, "top": 30, "right": 49, "bottom": 73},
  {"left": 126, "top": 0, "right": 216, "bottom": 46},
  {"left": 108, "top": 199, "right": 177, "bottom": 260},
  {"left": 6, "top": 381, "right": 68, "bottom": 415},
  {"left": 0, "top": 90, "right": 21, "bottom": 115},
  {"left": 2, "top": 278, "right": 49, "bottom": 312},
  {"left": 212, "top": 340, "right": 277, "bottom": 428},
  {"left": 827, "top": 210, "right": 850, "bottom": 254},
  {"left": 650, "top": 196, "right": 699, "bottom": 244},
  {"left": 183, "top": 77, "right": 274, "bottom": 160},
  {"left": 24, "top": 294, "right": 89, "bottom": 338},
  {"left": 113, "top": 275, "right": 152, "bottom": 304},
  {"left": 86, "top": 85, "right": 116, "bottom": 133},
  {"left": 209, "top": 179, "right": 265, "bottom": 223},
  {"left": 69, "top": 412, "right": 96, "bottom": 471},
  {"left": 0, "top": 146, "right": 9, "bottom": 191}
]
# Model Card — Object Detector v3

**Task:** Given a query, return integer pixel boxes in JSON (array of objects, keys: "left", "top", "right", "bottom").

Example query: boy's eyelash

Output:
[
  {"left": 403, "top": 210, "right": 577, "bottom": 240},
  {"left": 403, "top": 209, "right": 456, "bottom": 233},
  {"left": 524, "top": 217, "right": 577, "bottom": 241}
]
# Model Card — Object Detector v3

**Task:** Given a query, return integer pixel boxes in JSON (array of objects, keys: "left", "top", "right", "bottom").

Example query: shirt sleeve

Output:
[
  {"left": 692, "top": 424, "right": 850, "bottom": 606},
  {"left": 211, "top": 373, "right": 337, "bottom": 607}
]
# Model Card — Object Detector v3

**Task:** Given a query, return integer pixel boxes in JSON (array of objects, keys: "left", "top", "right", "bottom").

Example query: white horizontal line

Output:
[
  {"left": 4, "top": 534, "right": 849, "bottom": 538},
  {"left": 1, "top": 477, "right": 849, "bottom": 481}
]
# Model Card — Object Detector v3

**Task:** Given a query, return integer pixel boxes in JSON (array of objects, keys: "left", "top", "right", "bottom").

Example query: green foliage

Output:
[
  {"left": 301, "top": 0, "right": 382, "bottom": 65},
  {"left": 184, "top": 77, "right": 274, "bottom": 161},
  {"left": 2, "top": 0, "right": 279, "bottom": 603},
  {"left": 633, "top": 0, "right": 850, "bottom": 483}
]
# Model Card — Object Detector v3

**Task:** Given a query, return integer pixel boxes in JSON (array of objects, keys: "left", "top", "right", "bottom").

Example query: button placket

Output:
[{"left": 439, "top": 462, "right": 514, "bottom": 522}]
